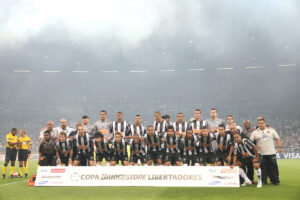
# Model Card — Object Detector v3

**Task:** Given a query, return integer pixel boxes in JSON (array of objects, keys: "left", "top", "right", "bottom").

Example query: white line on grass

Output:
[{"left": 0, "top": 180, "right": 28, "bottom": 187}]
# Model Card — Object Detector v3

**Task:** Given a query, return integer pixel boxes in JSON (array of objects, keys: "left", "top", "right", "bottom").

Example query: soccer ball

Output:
[{"left": 11, "top": 171, "right": 19, "bottom": 178}]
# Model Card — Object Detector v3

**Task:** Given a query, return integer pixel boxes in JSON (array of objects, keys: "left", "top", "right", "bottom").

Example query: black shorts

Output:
[
  {"left": 40, "top": 156, "right": 57, "bottom": 166},
  {"left": 182, "top": 154, "right": 199, "bottom": 165},
  {"left": 129, "top": 154, "right": 147, "bottom": 164},
  {"left": 165, "top": 153, "right": 181, "bottom": 163},
  {"left": 199, "top": 152, "right": 215, "bottom": 164},
  {"left": 74, "top": 153, "right": 94, "bottom": 161},
  {"left": 216, "top": 151, "right": 229, "bottom": 163},
  {"left": 96, "top": 153, "right": 111, "bottom": 162},
  {"left": 111, "top": 154, "right": 128, "bottom": 163},
  {"left": 237, "top": 156, "right": 260, "bottom": 166},
  {"left": 5, "top": 147, "right": 17, "bottom": 161},
  {"left": 18, "top": 149, "right": 28, "bottom": 161},
  {"left": 147, "top": 151, "right": 163, "bottom": 161}
]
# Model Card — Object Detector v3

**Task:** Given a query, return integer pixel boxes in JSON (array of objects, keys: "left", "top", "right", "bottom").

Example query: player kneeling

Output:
[
  {"left": 144, "top": 125, "right": 163, "bottom": 166},
  {"left": 163, "top": 126, "right": 182, "bottom": 166},
  {"left": 198, "top": 127, "right": 215, "bottom": 166},
  {"left": 182, "top": 128, "right": 200, "bottom": 166},
  {"left": 129, "top": 134, "right": 147, "bottom": 166},
  {"left": 94, "top": 133, "right": 111, "bottom": 166},
  {"left": 56, "top": 132, "right": 73, "bottom": 166},
  {"left": 111, "top": 132, "right": 128, "bottom": 166},
  {"left": 231, "top": 133, "right": 262, "bottom": 188},
  {"left": 73, "top": 125, "right": 94, "bottom": 166}
]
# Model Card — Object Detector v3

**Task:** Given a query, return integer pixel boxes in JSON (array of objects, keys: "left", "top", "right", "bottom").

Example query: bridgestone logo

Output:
[{"left": 80, "top": 174, "right": 202, "bottom": 181}]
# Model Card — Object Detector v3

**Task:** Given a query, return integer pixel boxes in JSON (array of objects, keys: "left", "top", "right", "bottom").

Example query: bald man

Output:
[
  {"left": 54, "top": 118, "right": 75, "bottom": 138},
  {"left": 39, "top": 121, "right": 56, "bottom": 142}
]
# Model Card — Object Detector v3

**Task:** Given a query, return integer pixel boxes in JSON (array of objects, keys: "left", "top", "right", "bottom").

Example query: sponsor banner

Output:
[
  {"left": 276, "top": 152, "right": 300, "bottom": 159},
  {"left": 35, "top": 166, "right": 240, "bottom": 187}
]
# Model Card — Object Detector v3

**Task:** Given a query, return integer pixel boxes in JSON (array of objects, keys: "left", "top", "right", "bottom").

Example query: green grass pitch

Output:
[{"left": 0, "top": 160, "right": 299, "bottom": 200}]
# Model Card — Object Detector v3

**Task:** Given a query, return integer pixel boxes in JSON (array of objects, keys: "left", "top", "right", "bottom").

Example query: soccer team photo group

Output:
[{"left": 3, "top": 109, "right": 282, "bottom": 188}]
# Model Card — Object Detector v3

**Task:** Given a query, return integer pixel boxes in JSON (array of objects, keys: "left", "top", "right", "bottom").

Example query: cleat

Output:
[
  {"left": 25, "top": 173, "right": 28, "bottom": 178},
  {"left": 257, "top": 180, "right": 262, "bottom": 188},
  {"left": 2, "top": 174, "right": 5, "bottom": 179}
]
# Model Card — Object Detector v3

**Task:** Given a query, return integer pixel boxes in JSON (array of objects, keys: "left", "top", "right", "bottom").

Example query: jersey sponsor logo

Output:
[{"left": 51, "top": 168, "right": 65, "bottom": 173}]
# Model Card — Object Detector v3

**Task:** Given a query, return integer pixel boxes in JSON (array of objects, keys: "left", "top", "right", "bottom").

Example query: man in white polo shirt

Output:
[{"left": 250, "top": 118, "right": 282, "bottom": 185}]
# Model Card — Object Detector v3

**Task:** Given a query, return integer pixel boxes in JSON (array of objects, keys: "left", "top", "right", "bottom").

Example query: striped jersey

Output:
[
  {"left": 129, "top": 139, "right": 146, "bottom": 156},
  {"left": 234, "top": 138, "right": 256, "bottom": 158},
  {"left": 181, "top": 135, "right": 198, "bottom": 156},
  {"left": 189, "top": 120, "right": 208, "bottom": 135},
  {"left": 173, "top": 121, "right": 188, "bottom": 133},
  {"left": 73, "top": 133, "right": 93, "bottom": 155},
  {"left": 215, "top": 132, "right": 232, "bottom": 153},
  {"left": 112, "top": 120, "right": 130, "bottom": 138},
  {"left": 111, "top": 138, "right": 127, "bottom": 156},
  {"left": 129, "top": 124, "right": 146, "bottom": 137},
  {"left": 163, "top": 134, "right": 181, "bottom": 154},
  {"left": 198, "top": 133, "right": 215, "bottom": 153},
  {"left": 144, "top": 132, "right": 162, "bottom": 152}
]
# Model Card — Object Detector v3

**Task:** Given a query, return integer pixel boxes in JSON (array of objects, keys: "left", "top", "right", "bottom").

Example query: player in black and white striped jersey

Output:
[
  {"left": 232, "top": 133, "right": 262, "bottom": 188},
  {"left": 72, "top": 125, "right": 94, "bottom": 166},
  {"left": 110, "top": 132, "right": 128, "bottom": 166},
  {"left": 128, "top": 114, "right": 146, "bottom": 138},
  {"left": 198, "top": 127, "right": 215, "bottom": 166},
  {"left": 144, "top": 125, "right": 163, "bottom": 166},
  {"left": 129, "top": 134, "right": 147, "bottom": 166},
  {"left": 181, "top": 128, "right": 200, "bottom": 166},
  {"left": 189, "top": 109, "right": 208, "bottom": 136},
  {"left": 153, "top": 111, "right": 168, "bottom": 138},
  {"left": 215, "top": 124, "right": 232, "bottom": 166},
  {"left": 111, "top": 111, "right": 131, "bottom": 139},
  {"left": 173, "top": 113, "right": 188, "bottom": 138},
  {"left": 162, "top": 125, "right": 182, "bottom": 166}
]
